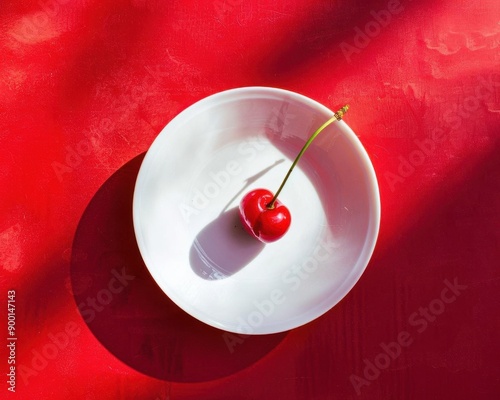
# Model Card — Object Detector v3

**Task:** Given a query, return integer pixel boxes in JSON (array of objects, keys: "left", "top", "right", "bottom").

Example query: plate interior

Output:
[{"left": 133, "top": 87, "right": 380, "bottom": 334}]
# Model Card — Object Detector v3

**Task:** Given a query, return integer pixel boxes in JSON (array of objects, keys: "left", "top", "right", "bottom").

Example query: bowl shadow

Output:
[
  {"left": 70, "top": 153, "right": 288, "bottom": 383},
  {"left": 190, "top": 207, "right": 265, "bottom": 280}
]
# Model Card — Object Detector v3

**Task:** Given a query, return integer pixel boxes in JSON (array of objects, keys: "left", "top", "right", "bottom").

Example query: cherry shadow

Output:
[
  {"left": 70, "top": 153, "right": 287, "bottom": 383},
  {"left": 189, "top": 159, "right": 284, "bottom": 281},
  {"left": 190, "top": 207, "right": 265, "bottom": 280},
  {"left": 221, "top": 159, "right": 285, "bottom": 213}
]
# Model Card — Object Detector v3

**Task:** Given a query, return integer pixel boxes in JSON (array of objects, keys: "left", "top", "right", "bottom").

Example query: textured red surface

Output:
[{"left": 1, "top": 0, "right": 499, "bottom": 399}]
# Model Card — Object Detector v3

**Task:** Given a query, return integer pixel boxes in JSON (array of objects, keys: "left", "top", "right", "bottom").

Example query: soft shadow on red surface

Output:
[
  {"left": 330, "top": 140, "right": 500, "bottom": 398},
  {"left": 70, "top": 153, "right": 287, "bottom": 383},
  {"left": 256, "top": 0, "right": 417, "bottom": 84},
  {"left": 259, "top": 140, "right": 500, "bottom": 400}
]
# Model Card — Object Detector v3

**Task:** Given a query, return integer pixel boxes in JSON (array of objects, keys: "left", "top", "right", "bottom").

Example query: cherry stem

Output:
[{"left": 266, "top": 105, "right": 349, "bottom": 209}]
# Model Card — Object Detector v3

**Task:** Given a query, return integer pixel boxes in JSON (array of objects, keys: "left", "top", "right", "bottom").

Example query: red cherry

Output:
[
  {"left": 239, "top": 189, "right": 291, "bottom": 243},
  {"left": 239, "top": 105, "right": 348, "bottom": 243}
]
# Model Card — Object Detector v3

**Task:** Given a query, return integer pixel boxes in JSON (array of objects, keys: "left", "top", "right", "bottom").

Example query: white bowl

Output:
[{"left": 133, "top": 87, "right": 380, "bottom": 334}]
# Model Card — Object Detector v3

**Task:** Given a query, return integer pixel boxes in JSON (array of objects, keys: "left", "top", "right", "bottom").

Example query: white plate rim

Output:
[{"left": 133, "top": 86, "right": 381, "bottom": 334}]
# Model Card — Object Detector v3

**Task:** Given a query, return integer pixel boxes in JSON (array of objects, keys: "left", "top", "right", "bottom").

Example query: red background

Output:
[{"left": 1, "top": 0, "right": 499, "bottom": 399}]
